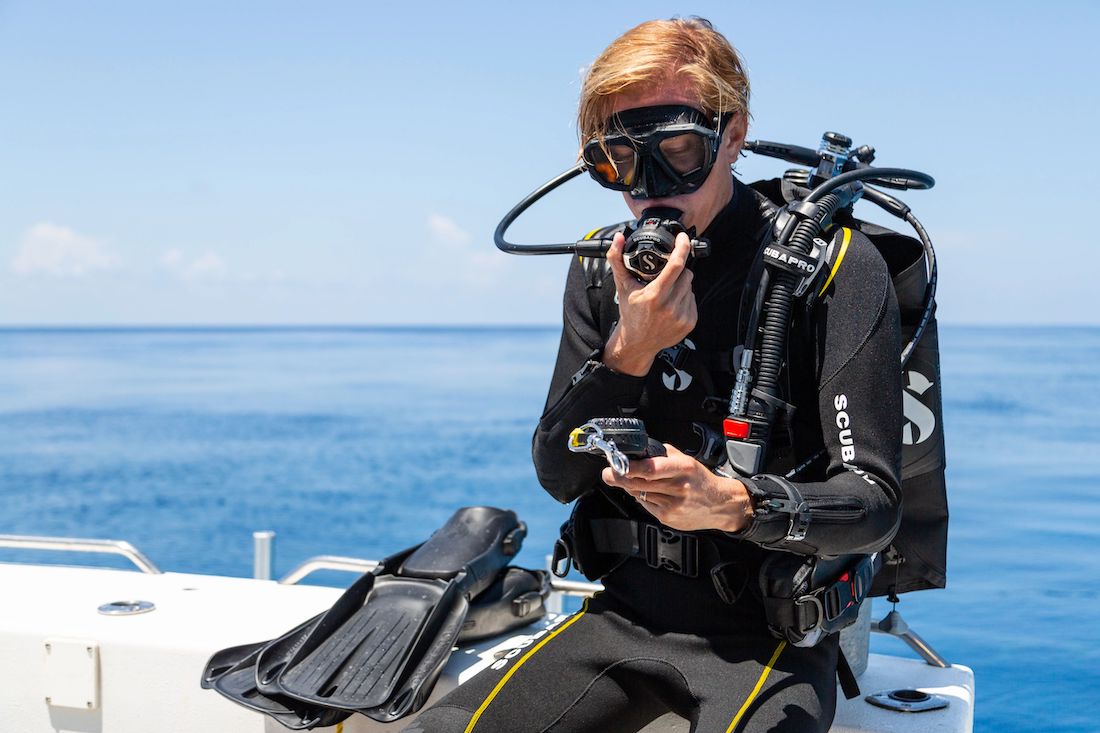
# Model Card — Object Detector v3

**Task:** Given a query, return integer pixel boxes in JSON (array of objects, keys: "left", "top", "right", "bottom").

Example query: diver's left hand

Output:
[{"left": 601, "top": 444, "right": 753, "bottom": 533}]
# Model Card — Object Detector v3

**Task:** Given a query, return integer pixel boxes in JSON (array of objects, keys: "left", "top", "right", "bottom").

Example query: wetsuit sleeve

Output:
[
  {"left": 532, "top": 256, "right": 646, "bottom": 504},
  {"left": 736, "top": 230, "right": 903, "bottom": 556}
]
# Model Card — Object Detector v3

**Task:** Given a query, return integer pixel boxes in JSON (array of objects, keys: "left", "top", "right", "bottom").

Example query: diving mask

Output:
[{"left": 582, "top": 105, "right": 731, "bottom": 200}]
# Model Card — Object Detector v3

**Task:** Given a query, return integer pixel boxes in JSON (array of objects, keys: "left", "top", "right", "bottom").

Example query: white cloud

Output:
[
  {"left": 427, "top": 214, "right": 472, "bottom": 247},
  {"left": 11, "top": 223, "right": 121, "bottom": 277},
  {"left": 183, "top": 252, "right": 227, "bottom": 281},
  {"left": 161, "top": 249, "right": 228, "bottom": 281}
]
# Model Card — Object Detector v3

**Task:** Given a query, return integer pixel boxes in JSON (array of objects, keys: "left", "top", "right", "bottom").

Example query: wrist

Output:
[
  {"left": 715, "top": 476, "right": 755, "bottom": 533},
  {"left": 730, "top": 475, "right": 811, "bottom": 549},
  {"left": 603, "top": 327, "right": 656, "bottom": 377}
]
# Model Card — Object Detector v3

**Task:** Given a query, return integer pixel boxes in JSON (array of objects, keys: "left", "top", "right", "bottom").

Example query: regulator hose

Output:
[
  {"left": 756, "top": 188, "right": 840, "bottom": 394},
  {"left": 745, "top": 166, "right": 932, "bottom": 416},
  {"left": 750, "top": 191, "right": 845, "bottom": 423},
  {"left": 494, "top": 164, "right": 602, "bottom": 256}
]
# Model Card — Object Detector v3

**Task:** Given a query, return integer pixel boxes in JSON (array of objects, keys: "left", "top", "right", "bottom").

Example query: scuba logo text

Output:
[
  {"left": 764, "top": 245, "right": 817, "bottom": 274},
  {"left": 834, "top": 394, "right": 877, "bottom": 487},
  {"left": 833, "top": 394, "right": 856, "bottom": 463}
]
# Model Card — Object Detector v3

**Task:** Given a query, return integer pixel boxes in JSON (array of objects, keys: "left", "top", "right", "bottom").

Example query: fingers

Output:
[
  {"left": 638, "top": 495, "right": 670, "bottom": 516},
  {"left": 607, "top": 233, "right": 641, "bottom": 296},
  {"left": 602, "top": 452, "right": 755, "bottom": 533},
  {"left": 600, "top": 446, "right": 701, "bottom": 502},
  {"left": 600, "top": 448, "right": 687, "bottom": 489},
  {"left": 602, "top": 458, "right": 657, "bottom": 485},
  {"left": 600, "top": 469, "right": 672, "bottom": 512},
  {"left": 651, "top": 232, "right": 692, "bottom": 290},
  {"left": 601, "top": 467, "right": 658, "bottom": 494},
  {"left": 668, "top": 267, "right": 695, "bottom": 307}
]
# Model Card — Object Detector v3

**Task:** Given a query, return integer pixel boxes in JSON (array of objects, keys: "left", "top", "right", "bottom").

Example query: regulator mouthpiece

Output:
[{"left": 623, "top": 207, "right": 710, "bottom": 281}]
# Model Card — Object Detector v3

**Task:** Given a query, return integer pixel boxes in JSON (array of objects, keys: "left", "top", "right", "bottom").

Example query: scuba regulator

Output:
[{"left": 620, "top": 207, "right": 710, "bottom": 281}]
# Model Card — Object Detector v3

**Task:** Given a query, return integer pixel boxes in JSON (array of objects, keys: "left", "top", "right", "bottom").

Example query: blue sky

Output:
[{"left": 1, "top": 1, "right": 1095, "bottom": 325}]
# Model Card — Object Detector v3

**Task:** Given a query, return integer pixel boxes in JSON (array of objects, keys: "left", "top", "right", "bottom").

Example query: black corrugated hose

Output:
[{"left": 751, "top": 192, "right": 844, "bottom": 420}]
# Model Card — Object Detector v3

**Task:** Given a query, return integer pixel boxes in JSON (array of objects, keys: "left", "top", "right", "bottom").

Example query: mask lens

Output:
[
  {"left": 583, "top": 139, "right": 637, "bottom": 189},
  {"left": 607, "top": 144, "right": 637, "bottom": 186},
  {"left": 657, "top": 133, "right": 708, "bottom": 177}
]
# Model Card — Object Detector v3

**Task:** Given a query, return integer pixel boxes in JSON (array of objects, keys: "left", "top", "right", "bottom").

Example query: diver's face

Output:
[{"left": 611, "top": 81, "right": 746, "bottom": 233}]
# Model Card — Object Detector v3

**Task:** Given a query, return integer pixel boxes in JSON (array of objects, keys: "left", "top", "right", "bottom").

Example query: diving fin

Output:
[
  {"left": 201, "top": 615, "right": 350, "bottom": 730},
  {"left": 201, "top": 641, "right": 265, "bottom": 690},
  {"left": 274, "top": 506, "right": 525, "bottom": 722}
]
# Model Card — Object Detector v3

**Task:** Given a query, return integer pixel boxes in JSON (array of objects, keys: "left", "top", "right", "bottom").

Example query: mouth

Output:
[
  {"left": 643, "top": 199, "right": 693, "bottom": 224},
  {"left": 637, "top": 195, "right": 688, "bottom": 210}
]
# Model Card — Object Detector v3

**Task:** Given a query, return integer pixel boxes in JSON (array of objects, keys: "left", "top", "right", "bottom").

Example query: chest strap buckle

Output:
[{"left": 643, "top": 525, "right": 699, "bottom": 577}]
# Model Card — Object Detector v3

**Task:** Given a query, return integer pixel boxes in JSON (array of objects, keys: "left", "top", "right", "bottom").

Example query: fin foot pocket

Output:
[{"left": 200, "top": 506, "right": 545, "bottom": 727}]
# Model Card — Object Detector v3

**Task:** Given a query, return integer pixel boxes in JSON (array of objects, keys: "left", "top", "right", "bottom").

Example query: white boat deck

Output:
[{"left": 0, "top": 563, "right": 973, "bottom": 732}]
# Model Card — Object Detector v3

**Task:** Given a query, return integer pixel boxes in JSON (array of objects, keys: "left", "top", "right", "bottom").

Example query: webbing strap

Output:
[
  {"left": 590, "top": 518, "right": 705, "bottom": 578},
  {"left": 836, "top": 647, "right": 861, "bottom": 700}
]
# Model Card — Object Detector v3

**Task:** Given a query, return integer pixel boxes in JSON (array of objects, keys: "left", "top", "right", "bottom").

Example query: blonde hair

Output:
[{"left": 577, "top": 17, "right": 750, "bottom": 144}]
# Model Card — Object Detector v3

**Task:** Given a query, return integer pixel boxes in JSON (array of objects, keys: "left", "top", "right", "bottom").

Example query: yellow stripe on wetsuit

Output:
[
  {"left": 817, "top": 227, "right": 852, "bottom": 297},
  {"left": 464, "top": 598, "right": 591, "bottom": 733},
  {"left": 724, "top": 640, "right": 787, "bottom": 733}
]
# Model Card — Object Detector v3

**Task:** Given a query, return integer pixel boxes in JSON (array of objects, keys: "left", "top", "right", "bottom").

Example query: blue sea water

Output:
[{"left": 0, "top": 325, "right": 1097, "bottom": 732}]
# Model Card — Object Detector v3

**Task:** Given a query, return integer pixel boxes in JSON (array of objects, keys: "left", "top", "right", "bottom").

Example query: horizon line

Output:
[{"left": 0, "top": 322, "right": 1096, "bottom": 331}]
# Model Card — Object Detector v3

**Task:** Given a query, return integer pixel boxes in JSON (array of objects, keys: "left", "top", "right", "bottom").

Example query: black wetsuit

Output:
[{"left": 404, "top": 178, "right": 902, "bottom": 733}]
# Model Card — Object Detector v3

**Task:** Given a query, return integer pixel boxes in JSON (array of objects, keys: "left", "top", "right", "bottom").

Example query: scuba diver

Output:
[{"left": 403, "top": 16, "right": 940, "bottom": 733}]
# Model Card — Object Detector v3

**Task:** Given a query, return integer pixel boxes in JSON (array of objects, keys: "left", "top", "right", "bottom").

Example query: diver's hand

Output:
[
  {"left": 601, "top": 443, "right": 753, "bottom": 533},
  {"left": 602, "top": 232, "right": 696, "bottom": 377}
]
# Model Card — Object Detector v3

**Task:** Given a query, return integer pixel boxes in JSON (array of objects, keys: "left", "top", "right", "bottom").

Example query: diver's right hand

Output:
[{"left": 602, "top": 231, "right": 697, "bottom": 377}]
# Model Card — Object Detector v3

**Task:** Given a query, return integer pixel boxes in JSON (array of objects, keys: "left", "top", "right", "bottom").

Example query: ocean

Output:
[{"left": 1, "top": 325, "right": 1097, "bottom": 732}]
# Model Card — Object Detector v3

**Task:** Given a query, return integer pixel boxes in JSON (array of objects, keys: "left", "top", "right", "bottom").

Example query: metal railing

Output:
[
  {"left": 277, "top": 555, "right": 602, "bottom": 590},
  {"left": 279, "top": 556, "right": 380, "bottom": 585},
  {"left": 0, "top": 531, "right": 949, "bottom": 667},
  {"left": 0, "top": 534, "right": 162, "bottom": 575}
]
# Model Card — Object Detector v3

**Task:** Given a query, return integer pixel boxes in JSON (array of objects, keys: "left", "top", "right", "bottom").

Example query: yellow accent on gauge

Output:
[
  {"left": 569, "top": 427, "right": 587, "bottom": 448},
  {"left": 818, "top": 227, "right": 852, "bottom": 296},
  {"left": 724, "top": 640, "right": 787, "bottom": 733},
  {"left": 463, "top": 598, "right": 591, "bottom": 732}
]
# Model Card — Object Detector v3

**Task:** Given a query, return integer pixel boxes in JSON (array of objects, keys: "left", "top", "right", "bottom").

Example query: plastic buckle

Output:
[
  {"left": 824, "top": 577, "right": 856, "bottom": 622},
  {"left": 550, "top": 537, "right": 572, "bottom": 578},
  {"left": 643, "top": 525, "right": 698, "bottom": 577}
]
